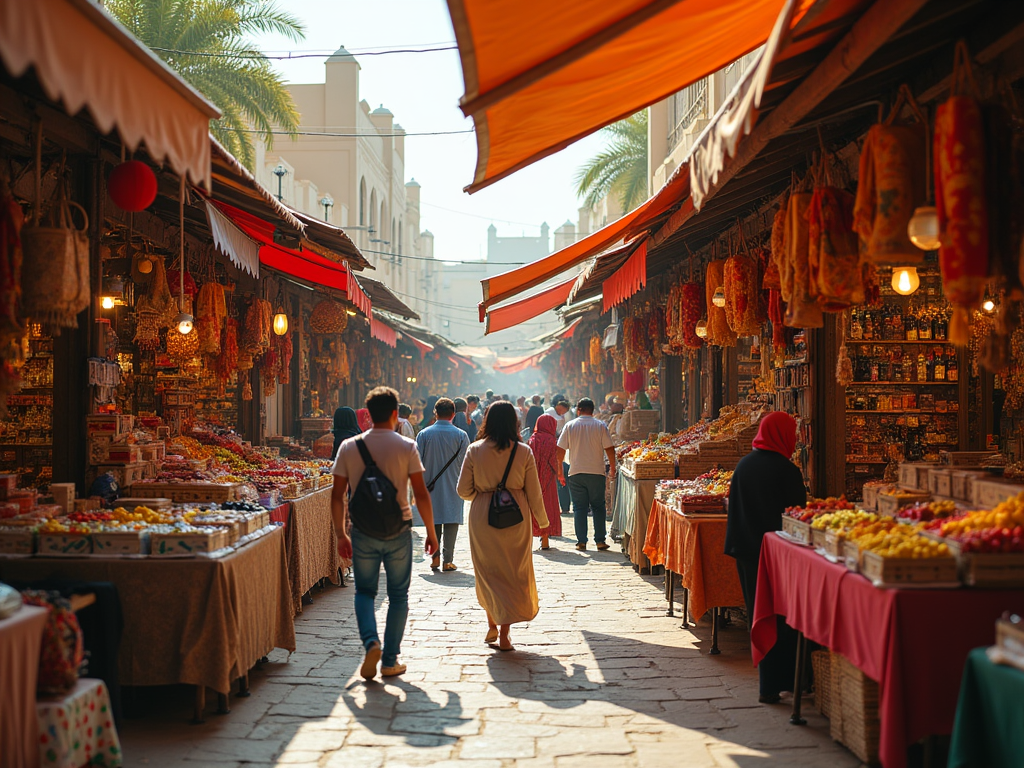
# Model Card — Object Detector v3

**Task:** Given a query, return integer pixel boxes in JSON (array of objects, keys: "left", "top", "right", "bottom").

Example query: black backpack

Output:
[{"left": 348, "top": 438, "right": 407, "bottom": 540}]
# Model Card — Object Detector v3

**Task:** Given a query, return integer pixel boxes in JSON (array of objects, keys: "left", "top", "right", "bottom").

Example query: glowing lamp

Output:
[
  {"left": 136, "top": 257, "right": 153, "bottom": 274},
  {"left": 695, "top": 318, "right": 709, "bottom": 338},
  {"left": 712, "top": 287, "right": 726, "bottom": 308},
  {"left": 273, "top": 311, "right": 288, "bottom": 335},
  {"left": 907, "top": 206, "right": 940, "bottom": 251},
  {"left": 982, "top": 299, "right": 996, "bottom": 314},
  {"left": 175, "top": 312, "right": 194, "bottom": 335},
  {"left": 100, "top": 296, "right": 115, "bottom": 310},
  {"left": 108, "top": 160, "right": 157, "bottom": 212},
  {"left": 346, "top": 309, "right": 357, "bottom": 317},
  {"left": 891, "top": 266, "right": 920, "bottom": 296}
]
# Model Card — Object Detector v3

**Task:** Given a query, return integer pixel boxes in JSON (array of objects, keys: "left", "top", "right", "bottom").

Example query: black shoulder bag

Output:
[
  {"left": 488, "top": 442, "right": 524, "bottom": 529},
  {"left": 425, "top": 444, "right": 463, "bottom": 493},
  {"left": 349, "top": 438, "right": 407, "bottom": 540}
]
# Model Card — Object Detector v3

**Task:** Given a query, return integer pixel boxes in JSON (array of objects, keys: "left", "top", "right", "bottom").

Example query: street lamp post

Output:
[
  {"left": 319, "top": 195, "right": 334, "bottom": 222},
  {"left": 273, "top": 164, "right": 288, "bottom": 201}
]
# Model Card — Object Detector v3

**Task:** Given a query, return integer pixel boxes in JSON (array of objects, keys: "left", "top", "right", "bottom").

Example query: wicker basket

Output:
[
  {"left": 811, "top": 649, "right": 832, "bottom": 719},
  {"left": 829, "top": 652, "right": 880, "bottom": 766}
]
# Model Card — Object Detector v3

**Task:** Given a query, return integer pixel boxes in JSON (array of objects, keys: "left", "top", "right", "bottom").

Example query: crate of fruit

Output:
[
  {"left": 781, "top": 516, "right": 812, "bottom": 545},
  {"left": 972, "top": 479, "right": 1024, "bottom": 510},
  {"left": 878, "top": 490, "right": 931, "bottom": 517},
  {"left": 629, "top": 461, "right": 675, "bottom": 480},
  {"left": 936, "top": 536, "right": 1024, "bottom": 588},
  {"left": 38, "top": 533, "right": 92, "bottom": 556},
  {"left": 92, "top": 530, "right": 148, "bottom": 555},
  {"left": 842, "top": 539, "right": 861, "bottom": 572},
  {"left": 150, "top": 527, "right": 228, "bottom": 556},
  {"left": 129, "top": 482, "right": 244, "bottom": 503},
  {"left": 860, "top": 550, "right": 958, "bottom": 587},
  {"left": 0, "top": 528, "right": 34, "bottom": 554},
  {"left": 824, "top": 529, "right": 848, "bottom": 560}
]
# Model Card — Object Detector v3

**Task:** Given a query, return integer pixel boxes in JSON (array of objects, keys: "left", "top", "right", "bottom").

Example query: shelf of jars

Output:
[{"left": 0, "top": 326, "right": 54, "bottom": 486}]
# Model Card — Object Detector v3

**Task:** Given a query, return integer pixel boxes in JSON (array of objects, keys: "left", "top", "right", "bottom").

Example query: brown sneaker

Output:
[
  {"left": 596, "top": 542, "right": 610, "bottom": 551},
  {"left": 360, "top": 641, "right": 381, "bottom": 680},
  {"left": 381, "top": 662, "right": 407, "bottom": 677},
  {"left": 575, "top": 543, "right": 586, "bottom": 551}
]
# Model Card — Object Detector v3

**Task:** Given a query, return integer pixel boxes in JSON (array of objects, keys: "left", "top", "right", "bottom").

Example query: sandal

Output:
[
  {"left": 498, "top": 634, "right": 514, "bottom": 652},
  {"left": 485, "top": 627, "right": 499, "bottom": 645},
  {"left": 540, "top": 535, "right": 550, "bottom": 550},
  {"left": 430, "top": 554, "right": 441, "bottom": 571},
  {"left": 443, "top": 562, "right": 458, "bottom": 571}
]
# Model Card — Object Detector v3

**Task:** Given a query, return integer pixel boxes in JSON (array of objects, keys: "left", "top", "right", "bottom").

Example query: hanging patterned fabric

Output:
[
  {"left": 770, "top": 201, "right": 789, "bottom": 299},
  {"left": 853, "top": 85, "right": 927, "bottom": 264},
  {"left": 215, "top": 317, "right": 238, "bottom": 381},
  {"left": 934, "top": 43, "right": 989, "bottom": 343},
  {"left": 807, "top": 184, "right": 862, "bottom": 311},
  {"left": 196, "top": 282, "right": 226, "bottom": 356},
  {"left": 705, "top": 260, "right": 737, "bottom": 347},
  {"left": 782, "top": 190, "right": 823, "bottom": 329},
  {"left": 724, "top": 234, "right": 761, "bottom": 336}
]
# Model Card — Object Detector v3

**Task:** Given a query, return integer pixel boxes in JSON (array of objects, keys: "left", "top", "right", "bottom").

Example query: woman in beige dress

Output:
[{"left": 457, "top": 401, "right": 549, "bottom": 651}]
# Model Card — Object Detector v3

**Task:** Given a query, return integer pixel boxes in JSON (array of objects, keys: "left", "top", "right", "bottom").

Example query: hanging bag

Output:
[
  {"left": 425, "top": 444, "right": 463, "bottom": 493},
  {"left": 488, "top": 441, "right": 524, "bottom": 529}
]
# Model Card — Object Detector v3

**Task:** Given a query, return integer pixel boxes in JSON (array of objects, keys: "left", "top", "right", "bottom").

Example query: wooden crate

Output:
[
  {"left": 85, "top": 414, "right": 134, "bottom": 438},
  {"left": 898, "top": 462, "right": 935, "bottom": 491},
  {"left": 94, "top": 462, "right": 149, "bottom": 488},
  {"left": 680, "top": 500, "right": 725, "bottom": 516},
  {"left": 938, "top": 537, "right": 1024, "bottom": 588},
  {"left": 878, "top": 490, "right": 931, "bottom": 517},
  {"left": 939, "top": 450, "right": 1001, "bottom": 467},
  {"left": 811, "top": 527, "right": 828, "bottom": 550},
  {"left": 781, "top": 516, "right": 811, "bottom": 545},
  {"left": 927, "top": 469, "right": 952, "bottom": 498},
  {"left": 842, "top": 539, "right": 861, "bottom": 572},
  {"left": 950, "top": 470, "right": 984, "bottom": 502},
  {"left": 139, "top": 443, "right": 166, "bottom": 463},
  {"left": 105, "top": 444, "right": 143, "bottom": 464},
  {"left": 630, "top": 461, "right": 675, "bottom": 480},
  {"left": 860, "top": 550, "right": 958, "bottom": 587},
  {"left": 129, "top": 482, "right": 244, "bottom": 503},
  {"left": 0, "top": 528, "right": 34, "bottom": 554},
  {"left": 830, "top": 653, "right": 880, "bottom": 766},
  {"left": 972, "top": 479, "right": 1024, "bottom": 509},
  {"left": 996, "top": 618, "right": 1024, "bottom": 661},
  {"left": 92, "top": 530, "right": 148, "bottom": 555},
  {"left": 150, "top": 528, "right": 228, "bottom": 556},
  {"left": 38, "top": 533, "right": 92, "bottom": 556},
  {"left": 824, "top": 529, "right": 847, "bottom": 559}
]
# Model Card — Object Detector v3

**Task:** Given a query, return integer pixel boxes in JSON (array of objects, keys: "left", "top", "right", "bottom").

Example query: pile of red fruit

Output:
[
  {"left": 785, "top": 496, "right": 854, "bottom": 522},
  {"left": 954, "top": 527, "right": 1024, "bottom": 553},
  {"left": 67, "top": 510, "right": 115, "bottom": 524}
]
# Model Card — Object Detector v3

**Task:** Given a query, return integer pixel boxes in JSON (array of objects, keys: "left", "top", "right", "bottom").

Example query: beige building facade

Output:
[{"left": 253, "top": 46, "right": 443, "bottom": 332}]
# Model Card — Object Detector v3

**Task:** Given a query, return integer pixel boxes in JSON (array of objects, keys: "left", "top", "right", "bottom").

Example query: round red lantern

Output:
[{"left": 107, "top": 160, "right": 157, "bottom": 211}]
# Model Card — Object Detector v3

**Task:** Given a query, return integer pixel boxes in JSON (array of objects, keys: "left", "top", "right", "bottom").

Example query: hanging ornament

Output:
[{"left": 107, "top": 160, "right": 157, "bottom": 212}]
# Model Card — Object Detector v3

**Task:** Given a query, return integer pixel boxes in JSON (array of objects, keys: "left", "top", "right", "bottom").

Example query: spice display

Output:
[
  {"left": 723, "top": 251, "right": 760, "bottom": 336},
  {"left": 782, "top": 191, "right": 823, "bottom": 328},
  {"left": 166, "top": 325, "right": 199, "bottom": 363},
  {"left": 196, "top": 282, "right": 227, "bottom": 355},
  {"left": 309, "top": 299, "right": 349, "bottom": 334},
  {"left": 589, "top": 334, "right": 602, "bottom": 368},
  {"left": 705, "top": 260, "right": 736, "bottom": 347}
]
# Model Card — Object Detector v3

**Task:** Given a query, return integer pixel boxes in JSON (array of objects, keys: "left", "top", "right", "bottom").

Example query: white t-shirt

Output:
[
  {"left": 544, "top": 407, "right": 567, "bottom": 435},
  {"left": 396, "top": 418, "right": 415, "bottom": 439},
  {"left": 557, "top": 415, "right": 614, "bottom": 476},
  {"left": 332, "top": 428, "right": 424, "bottom": 520}
]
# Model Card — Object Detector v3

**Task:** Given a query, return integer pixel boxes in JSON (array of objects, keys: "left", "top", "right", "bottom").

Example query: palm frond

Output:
[{"left": 575, "top": 111, "right": 649, "bottom": 212}]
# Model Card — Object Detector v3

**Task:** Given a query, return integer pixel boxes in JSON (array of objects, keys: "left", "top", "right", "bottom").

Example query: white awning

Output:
[{"left": 0, "top": 0, "right": 220, "bottom": 189}]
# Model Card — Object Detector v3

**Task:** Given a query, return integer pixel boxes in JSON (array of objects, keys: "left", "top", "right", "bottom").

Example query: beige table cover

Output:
[
  {"left": 0, "top": 604, "right": 48, "bottom": 768},
  {"left": 287, "top": 487, "right": 340, "bottom": 613}
]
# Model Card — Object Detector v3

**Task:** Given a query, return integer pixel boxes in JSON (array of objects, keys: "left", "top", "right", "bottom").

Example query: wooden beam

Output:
[
  {"left": 918, "top": 17, "right": 1024, "bottom": 102},
  {"left": 648, "top": 0, "right": 930, "bottom": 252}
]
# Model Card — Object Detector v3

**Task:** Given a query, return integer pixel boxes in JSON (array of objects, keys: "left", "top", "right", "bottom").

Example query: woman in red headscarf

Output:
[
  {"left": 356, "top": 408, "right": 373, "bottom": 432},
  {"left": 528, "top": 414, "right": 562, "bottom": 549},
  {"left": 725, "top": 410, "right": 807, "bottom": 704}
]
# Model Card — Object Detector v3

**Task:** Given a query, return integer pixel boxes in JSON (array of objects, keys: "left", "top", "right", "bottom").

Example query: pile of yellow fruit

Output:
[
  {"left": 851, "top": 524, "right": 951, "bottom": 559},
  {"left": 941, "top": 493, "right": 1024, "bottom": 537},
  {"left": 37, "top": 519, "right": 90, "bottom": 534},
  {"left": 110, "top": 506, "right": 174, "bottom": 525},
  {"left": 627, "top": 447, "right": 673, "bottom": 462},
  {"left": 172, "top": 436, "right": 214, "bottom": 460},
  {"left": 811, "top": 510, "right": 878, "bottom": 531}
]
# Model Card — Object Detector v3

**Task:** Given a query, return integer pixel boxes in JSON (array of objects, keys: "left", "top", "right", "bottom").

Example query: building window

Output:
[
  {"left": 369, "top": 189, "right": 377, "bottom": 232},
  {"left": 668, "top": 79, "right": 708, "bottom": 153},
  {"left": 359, "top": 178, "right": 366, "bottom": 226},
  {"left": 398, "top": 217, "right": 403, "bottom": 255}
]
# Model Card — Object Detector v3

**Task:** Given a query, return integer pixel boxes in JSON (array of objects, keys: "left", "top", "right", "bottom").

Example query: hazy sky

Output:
[{"left": 254, "top": 0, "right": 606, "bottom": 269}]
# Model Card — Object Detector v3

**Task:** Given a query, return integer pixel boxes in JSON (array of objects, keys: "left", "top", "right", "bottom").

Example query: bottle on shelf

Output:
[
  {"left": 947, "top": 349, "right": 958, "bottom": 382},
  {"left": 850, "top": 310, "right": 863, "bottom": 340},
  {"left": 906, "top": 302, "right": 918, "bottom": 341},
  {"left": 919, "top": 308, "right": 932, "bottom": 341},
  {"left": 916, "top": 352, "right": 927, "bottom": 382},
  {"left": 933, "top": 347, "right": 945, "bottom": 381}
]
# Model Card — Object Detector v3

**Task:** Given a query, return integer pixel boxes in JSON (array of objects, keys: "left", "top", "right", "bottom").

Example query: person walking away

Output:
[
  {"left": 416, "top": 398, "right": 470, "bottom": 571},
  {"left": 332, "top": 407, "right": 360, "bottom": 459},
  {"left": 356, "top": 408, "right": 373, "bottom": 432},
  {"left": 556, "top": 398, "right": 615, "bottom": 551},
  {"left": 396, "top": 403, "right": 416, "bottom": 439},
  {"left": 332, "top": 387, "right": 439, "bottom": 680},
  {"left": 528, "top": 414, "right": 562, "bottom": 549},
  {"left": 467, "top": 395, "right": 484, "bottom": 430},
  {"left": 457, "top": 402, "right": 548, "bottom": 651},
  {"left": 522, "top": 404, "right": 544, "bottom": 440},
  {"left": 453, "top": 397, "right": 477, "bottom": 442},
  {"left": 545, "top": 399, "right": 572, "bottom": 515},
  {"left": 725, "top": 411, "right": 806, "bottom": 704}
]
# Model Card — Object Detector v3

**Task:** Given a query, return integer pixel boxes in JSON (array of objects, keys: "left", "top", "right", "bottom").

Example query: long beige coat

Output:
[{"left": 457, "top": 439, "right": 549, "bottom": 625}]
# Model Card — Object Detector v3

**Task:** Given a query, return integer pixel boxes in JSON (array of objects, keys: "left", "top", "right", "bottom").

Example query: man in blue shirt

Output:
[{"left": 415, "top": 397, "right": 470, "bottom": 571}]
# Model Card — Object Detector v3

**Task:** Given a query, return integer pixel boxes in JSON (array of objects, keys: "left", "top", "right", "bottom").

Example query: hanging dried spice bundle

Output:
[
  {"left": 166, "top": 324, "right": 200, "bottom": 363},
  {"left": 836, "top": 310, "right": 854, "bottom": 386},
  {"left": 134, "top": 256, "right": 176, "bottom": 348},
  {"left": 724, "top": 250, "right": 761, "bottom": 336},
  {"left": 276, "top": 330, "right": 293, "bottom": 385},
  {"left": 310, "top": 299, "right": 349, "bottom": 334},
  {"left": 589, "top": 334, "right": 603, "bottom": 368},
  {"left": 705, "top": 260, "right": 736, "bottom": 347},
  {"left": 240, "top": 299, "right": 272, "bottom": 361},
  {"left": 771, "top": 201, "right": 790, "bottom": 300},
  {"left": 807, "top": 185, "right": 862, "bottom": 310},
  {"left": 0, "top": 185, "right": 24, "bottom": 355},
  {"left": 241, "top": 376, "right": 252, "bottom": 401},
  {"left": 782, "top": 191, "right": 824, "bottom": 329},
  {"left": 215, "top": 318, "right": 238, "bottom": 380},
  {"left": 196, "top": 282, "right": 226, "bottom": 355}
]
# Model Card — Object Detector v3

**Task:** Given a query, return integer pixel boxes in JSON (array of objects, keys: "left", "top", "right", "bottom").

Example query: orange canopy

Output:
[
  {"left": 448, "top": 0, "right": 812, "bottom": 192},
  {"left": 485, "top": 274, "right": 578, "bottom": 335}
]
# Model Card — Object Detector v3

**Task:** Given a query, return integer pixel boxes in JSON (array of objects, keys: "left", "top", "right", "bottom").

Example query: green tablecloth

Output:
[{"left": 949, "top": 647, "right": 1024, "bottom": 768}]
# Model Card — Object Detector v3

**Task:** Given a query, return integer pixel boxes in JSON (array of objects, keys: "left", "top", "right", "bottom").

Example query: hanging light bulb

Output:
[
  {"left": 712, "top": 287, "right": 726, "bottom": 308},
  {"left": 273, "top": 309, "right": 288, "bottom": 335},
  {"left": 982, "top": 298, "right": 996, "bottom": 314},
  {"left": 100, "top": 296, "right": 115, "bottom": 310},
  {"left": 890, "top": 266, "right": 921, "bottom": 296},
  {"left": 695, "top": 318, "right": 709, "bottom": 338},
  {"left": 907, "top": 206, "right": 940, "bottom": 251},
  {"left": 175, "top": 312, "right": 194, "bottom": 335}
]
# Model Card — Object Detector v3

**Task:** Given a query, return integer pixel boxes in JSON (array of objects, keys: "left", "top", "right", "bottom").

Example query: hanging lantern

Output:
[
  {"left": 273, "top": 309, "right": 288, "bottom": 336},
  {"left": 890, "top": 266, "right": 921, "bottom": 296},
  {"left": 107, "top": 160, "right": 158, "bottom": 212},
  {"left": 695, "top": 318, "right": 709, "bottom": 338},
  {"left": 175, "top": 311, "right": 194, "bottom": 335},
  {"left": 100, "top": 296, "right": 115, "bottom": 310},
  {"left": 712, "top": 286, "right": 726, "bottom": 307},
  {"left": 907, "top": 206, "right": 940, "bottom": 250}
]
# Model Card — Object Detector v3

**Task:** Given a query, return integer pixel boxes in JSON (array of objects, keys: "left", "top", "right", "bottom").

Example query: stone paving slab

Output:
[{"left": 119, "top": 517, "right": 864, "bottom": 767}]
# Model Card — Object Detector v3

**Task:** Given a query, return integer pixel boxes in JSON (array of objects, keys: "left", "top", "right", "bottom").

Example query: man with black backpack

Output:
[{"left": 332, "top": 386, "right": 438, "bottom": 680}]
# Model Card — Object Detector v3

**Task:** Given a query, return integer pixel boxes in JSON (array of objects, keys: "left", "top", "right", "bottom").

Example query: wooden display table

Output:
[
  {"left": 610, "top": 466, "right": 658, "bottom": 571},
  {"left": 284, "top": 487, "right": 341, "bottom": 613},
  {"left": 0, "top": 527, "right": 295, "bottom": 722},
  {"left": 37, "top": 679, "right": 122, "bottom": 767}
]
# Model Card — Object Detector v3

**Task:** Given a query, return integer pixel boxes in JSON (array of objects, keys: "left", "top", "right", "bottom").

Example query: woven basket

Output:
[
  {"left": 829, "top": 652, "right": 880, "bottom": 766},
  {"left": 811, "top": 649, "right": 832, "bottom": 719}
]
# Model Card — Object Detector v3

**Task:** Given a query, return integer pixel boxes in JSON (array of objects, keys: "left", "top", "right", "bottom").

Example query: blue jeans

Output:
[
  {"left": 568, "top": 473, "right": 607, "bottom": 545},
  {"left": 557, "top": 462, "right": 572, "bottom": 512},
  {"left": 351, "top": 527, "right": 412, "bottom": 667}
]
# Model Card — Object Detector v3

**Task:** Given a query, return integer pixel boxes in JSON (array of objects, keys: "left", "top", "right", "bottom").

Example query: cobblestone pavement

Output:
[{"left": 120, "top": 518, "right": 862, "bottom": 767}]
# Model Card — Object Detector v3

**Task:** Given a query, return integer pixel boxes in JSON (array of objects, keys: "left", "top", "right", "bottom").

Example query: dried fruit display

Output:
[
  {"left": 705, "top": 260, "right": 736, "bottom": 347},
  {"left": 723, "top": 252, "right": 760, "bottom": 336},
  {"left": 310, "top": 299, "right": 349, "bottom": 334},
  {"left": 196, "top": 282, "right": 227, "bottom": 355}
]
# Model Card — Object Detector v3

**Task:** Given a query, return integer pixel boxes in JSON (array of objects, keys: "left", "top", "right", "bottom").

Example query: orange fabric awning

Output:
[
  {"left": 485, "top": 275, "right": 578, "bottom": 335},
  {"left": 448, "top": 0, "right": 813, "bottom": 192},
  {"left": 493, "top": 342, "right": 558, "bottom": 374},
  {"left": 603, "top": 239, "right": 647, "bottom": 312},
  {"left": 370, "top": 316, "right": 397, "bottom": 348},
  {"left": 481, "top": 173, "right": 687, "bottom": 312}
]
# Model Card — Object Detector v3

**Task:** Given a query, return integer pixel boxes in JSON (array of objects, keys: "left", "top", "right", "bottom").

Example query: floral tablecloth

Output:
[{"left": 37, "top": 678, "right": 122, "bottom": 767}]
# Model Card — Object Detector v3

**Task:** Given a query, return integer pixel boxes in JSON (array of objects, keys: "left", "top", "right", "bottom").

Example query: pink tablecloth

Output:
[
  {"left": 37, "top": 678, "right": 122, "bottom": 767},
  {"left": 752, "top": 533, "right": 1024, "bottom": 768},
  {"left": 0, "top": 604, "right": 48, "bottom": 768}
]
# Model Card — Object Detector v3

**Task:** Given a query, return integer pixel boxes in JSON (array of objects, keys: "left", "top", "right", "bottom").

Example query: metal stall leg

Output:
[
  {"left": 237, "top": 673, "right": 251, "bottom": 698},
  {"left": 710, "top": 607, "right": 721, "bottom": 655},
  {"left": 217, "top": 692, "right": 231, "bottom": 715},
  {"left": 193, "top": 686, "right": 206, "bottom": 724},
  {"left": 681, "top": 588, "right": 689, "bottom": 628},
  {"left": 789, "top": 631, "right": 807, "bottom": 725},
  {"left": 666, "top": 569, "right": 675, "bottom": 617}
]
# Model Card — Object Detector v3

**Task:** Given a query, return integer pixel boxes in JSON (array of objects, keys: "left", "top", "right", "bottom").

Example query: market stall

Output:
[{"left": 282, "top": 486, "right": 340, "bottom": 613}]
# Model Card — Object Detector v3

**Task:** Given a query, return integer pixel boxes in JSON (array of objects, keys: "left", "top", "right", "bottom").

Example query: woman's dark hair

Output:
[
  {"left": 525, "top": 404, "right": 544, "bottom": 431},
  {"left": 479, "top": 401, "right": 520, "bottom": 450}
]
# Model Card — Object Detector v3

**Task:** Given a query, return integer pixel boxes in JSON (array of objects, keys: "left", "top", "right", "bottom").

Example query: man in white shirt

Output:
[
  {"left": 332, "top": 387, "right": 438, "bottom": 680},
  {"left": 545, "top": 399, "right": 572, "bottom": 514},
  {"left": 396, "top": 403, "right": 416, "bottom": 439},
  {"left": 555, "top": 397, "right": 615, "bottom": 551}
]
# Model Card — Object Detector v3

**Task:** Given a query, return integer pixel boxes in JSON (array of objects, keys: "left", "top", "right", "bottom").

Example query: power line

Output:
[
  {"left": 359, "top": 247, "right": 517, "bottom": 266},
  {"left": 420, "top": 201, "right": 549, "bottom": 230},
  {"left": 151, "top": 45, "right": 457, "bottom": 59},
  {"left": 240, "top": 128, "right": 473, "bottom": 138}
]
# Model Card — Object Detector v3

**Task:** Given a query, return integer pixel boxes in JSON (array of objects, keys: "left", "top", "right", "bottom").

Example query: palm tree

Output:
[
  {"left": 106, "top": 0, "right": 305, "bottom": 169},
  {"left": 574, "top": 111, "right": 649, "bottom": 213}
]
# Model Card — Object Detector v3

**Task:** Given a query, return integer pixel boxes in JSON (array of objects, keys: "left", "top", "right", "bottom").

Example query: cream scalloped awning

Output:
[{"left": 0, "top": 0, "right": 220, "bottom": 189}]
